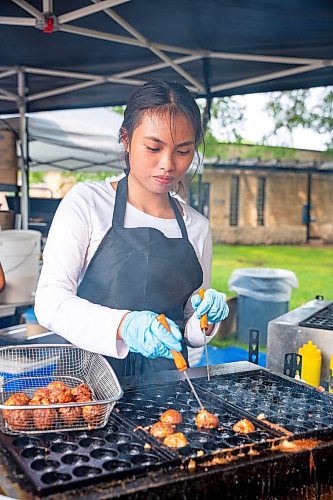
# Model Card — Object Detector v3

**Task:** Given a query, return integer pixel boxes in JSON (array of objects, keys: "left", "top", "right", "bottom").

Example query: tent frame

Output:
[{"left": 1, "top": 0, "right": 332, "bottom": 227}]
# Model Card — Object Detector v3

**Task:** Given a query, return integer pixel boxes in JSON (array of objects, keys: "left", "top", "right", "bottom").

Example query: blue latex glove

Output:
[
  {"left": 121, "top": 311, "right": 182, "bottom": 359},
  {"left": 191, "top": 288, "right": 229, "bottom": 324}
]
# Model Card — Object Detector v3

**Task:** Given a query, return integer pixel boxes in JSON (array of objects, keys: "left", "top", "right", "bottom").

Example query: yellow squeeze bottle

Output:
[
  {"left": 298, "top": 340, "right": 322, "bottom": 387},
  {"left": 329, "top": 354, "right": 333, "bottom": 394}
]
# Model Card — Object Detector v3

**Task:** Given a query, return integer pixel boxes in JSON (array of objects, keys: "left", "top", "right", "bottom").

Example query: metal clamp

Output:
[
  {"left": 284, "top": 353, "right": 302, "bottom": 379},
  {"left": 248, "top": 329, "right": 259, "bottom": 365}
]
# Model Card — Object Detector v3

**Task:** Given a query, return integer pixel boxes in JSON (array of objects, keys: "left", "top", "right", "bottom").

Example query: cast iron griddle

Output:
[
  {"left": 116, "top": 380, "right": 281, "bottom": 458},
  {"left": 195, "top": 370, "right": 333, "bottom": 434},
  {"left": 0, "top": 413, "right": 177, "bottom": 495},
  {"left": 299, "top": 303, "right": 333, "bottom": 330},
  {"left": 1, "top": 368, "right": 333, "bottom": 496}
]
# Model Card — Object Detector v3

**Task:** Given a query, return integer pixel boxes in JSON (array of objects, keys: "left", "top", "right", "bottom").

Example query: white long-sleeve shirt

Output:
[{"left": 35, "top": 181, "right": 219, "bottom": 360}]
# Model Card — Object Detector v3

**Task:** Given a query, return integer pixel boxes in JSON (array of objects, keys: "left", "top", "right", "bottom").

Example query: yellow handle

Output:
[
  {"left": 198, "top": 288, "right": 208, "bottom": 331},
  {"left": 156, "top": 314, "right": 187, "bottom": 372}
]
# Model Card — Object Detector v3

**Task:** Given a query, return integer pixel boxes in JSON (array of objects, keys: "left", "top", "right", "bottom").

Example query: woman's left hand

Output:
[{"left": 191, "top": 288, "right": 229, "bottom": 324}]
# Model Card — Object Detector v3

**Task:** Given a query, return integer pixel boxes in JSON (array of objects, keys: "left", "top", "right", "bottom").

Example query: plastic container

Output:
[
  {"left": 0, "top": 230, "right": 41, "bottom": 304},
  {"left": 228, "top": 268, "right": 298, "bottom": 347},
  {"left": 298, "top": 340, "right": 322, "bottom": 387}
]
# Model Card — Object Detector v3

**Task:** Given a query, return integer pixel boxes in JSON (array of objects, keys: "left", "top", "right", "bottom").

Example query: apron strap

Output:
[
  {"left": 169, "top": 195, "right": 188, "bottom": 240},
  {"left": 112, "top": 174, "right": 189, "bottom": 240},
  {"left": 111, "top": 175, "right": 128, "bottom": 228}
]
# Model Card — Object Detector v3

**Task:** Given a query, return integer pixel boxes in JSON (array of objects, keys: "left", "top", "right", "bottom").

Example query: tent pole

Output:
[
  {"left": 202, "top": 57, "right": 212, "bottom": 134},
  {"left": 306, "top": 173, "right": 312, "bottom": 244},
  {"left": 17, "top": 68, "right": 29, "bottom": 230}
]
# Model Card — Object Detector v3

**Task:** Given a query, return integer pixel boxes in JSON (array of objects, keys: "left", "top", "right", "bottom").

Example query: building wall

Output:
[{"left": 202, "top": 169, "right": 333, "bottom": 244}]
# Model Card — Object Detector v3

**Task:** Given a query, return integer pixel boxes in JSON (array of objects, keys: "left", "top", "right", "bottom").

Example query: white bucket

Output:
[{"left": 0, "top": 230, "right": 41, "bottom": 304}]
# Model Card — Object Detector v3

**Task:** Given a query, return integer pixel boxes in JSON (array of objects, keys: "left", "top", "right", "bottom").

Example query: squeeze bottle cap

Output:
[{"left": 298, "top": 340, "right": 321, "bottom": 359}]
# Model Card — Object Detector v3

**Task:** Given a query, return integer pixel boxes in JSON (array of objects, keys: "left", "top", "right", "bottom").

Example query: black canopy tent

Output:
[{"left": 1, "top": 0, "right": 333, "bottom": 226}]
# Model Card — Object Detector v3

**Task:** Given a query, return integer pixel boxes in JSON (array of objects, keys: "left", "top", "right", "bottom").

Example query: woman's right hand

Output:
[{"left": 120, "top": 311, "right": 182, "bottom": 359}]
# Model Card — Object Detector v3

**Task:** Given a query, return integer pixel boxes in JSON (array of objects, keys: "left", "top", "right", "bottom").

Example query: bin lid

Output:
[
  {"left": 228, "top": 268, "right": 298, "bottom": 302},
  {"left": 229, "top": 268, "right": 297, "bottom": 279}
]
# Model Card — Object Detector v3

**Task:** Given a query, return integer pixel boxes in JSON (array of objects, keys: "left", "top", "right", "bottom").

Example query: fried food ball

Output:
[
  {"left": 2, "top": 393, "right": 31, "bottom": 431},
  {"left": 163, "top": 432, "right": 188, "bottom": 448},
  {"left": 160, "top": 409, "right": 182, "bottom": 425},
  {"left": 59, "top": 405, "right": 82, "bottom": 425},
  {"left": 47, "top": 381, "right": 72, "bottom": 404},
  {"left": 81, "top": 401, "right": 103, "bottom": 427},
  {"left": 232, "top": 419, "right": 256, "bottom": 434},
  {"left": 150, "top": 421, "right": 175, "bottom": 439},
  {"left": 71, "top": 383, "right": 92, "bottom": 402},
  {"left": 194, "top": 409, "right": 219, "bottom": 429},
  {"left": 29, "top": 397, "right": 57, "bottom": 431},
  {"left": 32, "top": 388, "right": 50, "bottom": 402},
  {"left": 59, "top": 388, "right": 91, "bottom": 426}
]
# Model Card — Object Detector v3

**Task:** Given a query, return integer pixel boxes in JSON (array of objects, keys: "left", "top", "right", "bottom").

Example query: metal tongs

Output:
[
  {"left": 157, "top": 314, "right": 204, "bottom": 410},
  {"left": 198, "top": 289, "right": 210, "bottom": 381}
]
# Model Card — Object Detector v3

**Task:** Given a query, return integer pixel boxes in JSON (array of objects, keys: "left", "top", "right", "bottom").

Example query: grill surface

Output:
[
  {"left": 1, "top": 366, "right": 333, "bottom": 497},
  {"left": 116, "top": 380, "right": 280, "bottom": 458},
  {"left": 0, "top": 413, "right": 176, "bottom": 495},
  {"left": 195, "top": 370, "right": 333, "bottom": 434},
  {"left": 299, "top": 303, "right": 333, "bottom": 330}
]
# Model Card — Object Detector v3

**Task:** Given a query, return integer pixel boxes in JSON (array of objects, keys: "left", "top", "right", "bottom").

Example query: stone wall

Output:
[{"left": 202, "top": 169, "right": 333, "bottom": 244}]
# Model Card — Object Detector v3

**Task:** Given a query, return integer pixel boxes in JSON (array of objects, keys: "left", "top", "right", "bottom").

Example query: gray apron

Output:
[{"left": 77, "top": 175, "right": 203, "bottom": 376}]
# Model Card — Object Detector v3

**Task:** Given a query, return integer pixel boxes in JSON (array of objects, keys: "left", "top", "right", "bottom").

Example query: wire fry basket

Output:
[{"left": 0, "top": 344, "right": 123, "bottom": 435}]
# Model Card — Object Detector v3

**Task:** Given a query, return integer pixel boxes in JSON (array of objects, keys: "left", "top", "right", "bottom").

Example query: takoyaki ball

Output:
[
  {"left": 29, "top": 397, "right": 57, "bottom": 431},
  {"left": 194, "top": 409, "right": 219, "bottom": 429},
  {"left": 82, "top": 403, "right": 103, "bottom": 426},
  {"left": 32, "top": 388, "right": 50, "bottom": 402},
  {"left": 2, "top": 393, "right": 31, "bottom": 431},
  {"left": 4, "top": 393, "right": 30, "bottom": 406},
  {"left": 59, "top": 405, "right": 82, "bottom": 425},
  {"left": 232, "top": 419, "right": 255, "bottom": 434},
  {"left": 150, "top": 421, "right": 175, "bottom": 439},
  {"left": 47, "top": 381, "right": 72, "bottom": 404},
  {"left": 163, "top": 432, "right": 188, "bottom": 448},
  {"left": 71, "top": 383, "right": 92, "bottom": 402},
  {"left": 160, "top": 409, "right": 182, "bottom": 424}
]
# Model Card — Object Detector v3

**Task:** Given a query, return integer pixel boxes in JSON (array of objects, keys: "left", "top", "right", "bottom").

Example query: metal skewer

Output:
[{"left": 157, "top": 314, "right": 205, "bottom": 411}]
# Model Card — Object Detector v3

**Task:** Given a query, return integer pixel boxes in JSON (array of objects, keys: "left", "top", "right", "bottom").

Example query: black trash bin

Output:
[{"left": 228, "top": 268, "right": 298, "bottom": 347}]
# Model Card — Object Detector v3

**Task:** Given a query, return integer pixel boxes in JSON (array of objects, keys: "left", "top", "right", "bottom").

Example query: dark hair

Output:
[{"left": 119, "top": 80, "right": 204, "bottom": 174}]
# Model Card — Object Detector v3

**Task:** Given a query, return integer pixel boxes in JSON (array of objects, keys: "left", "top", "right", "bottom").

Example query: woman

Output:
[{"left": 35, "top": 80, "right": 229, "bottom": 377}]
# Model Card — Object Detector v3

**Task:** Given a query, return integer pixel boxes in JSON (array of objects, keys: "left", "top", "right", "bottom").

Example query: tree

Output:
[
  {"left": 112, "top": 105, "right": 125, "bottom": 115},
  {"left": 198, "top": 97, "right": 245, "bottom": 143},
  {"left": 264, "top": 87, "right": 333, "bottom": 148}
]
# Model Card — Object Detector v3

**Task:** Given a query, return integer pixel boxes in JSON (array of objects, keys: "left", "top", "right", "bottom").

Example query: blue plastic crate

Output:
[
  {"left": 194, "top": 345, "right": 266, "bottom": 368},
  {"left": 1, "top": 365, "right": 56, "bottom": 392}
]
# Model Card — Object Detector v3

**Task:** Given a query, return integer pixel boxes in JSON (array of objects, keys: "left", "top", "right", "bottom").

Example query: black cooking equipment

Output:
[
  {"left": 0, "top": 413, "right": 176, "bottom": 496},
  {"left": 116, "top": 380, "right": 281, "bottom": 458},
  {"left": 299, "top": 303, "right": 333, "bottom": 330},
  {"left": 0, "top": 363, "right": 333, "bottom": 499},
  {"left": 195, "top": 369, "right": 333, "bottom": 435}
]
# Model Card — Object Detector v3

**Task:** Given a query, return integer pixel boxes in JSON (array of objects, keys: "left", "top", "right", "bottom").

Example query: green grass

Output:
[
  {"left": 211, "top": 244, "right": 333, "bottom": 310},
  {"left": 210, "top": 244, "right": 333, "bottom": 350}
]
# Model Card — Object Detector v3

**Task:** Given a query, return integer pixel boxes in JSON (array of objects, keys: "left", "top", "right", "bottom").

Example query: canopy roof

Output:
[
  {"left": 1, "top": 107, "right": 124, "bottom": 171},
  {"left": 1, "top": 0, "right": 333, "bottom": 114}
]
